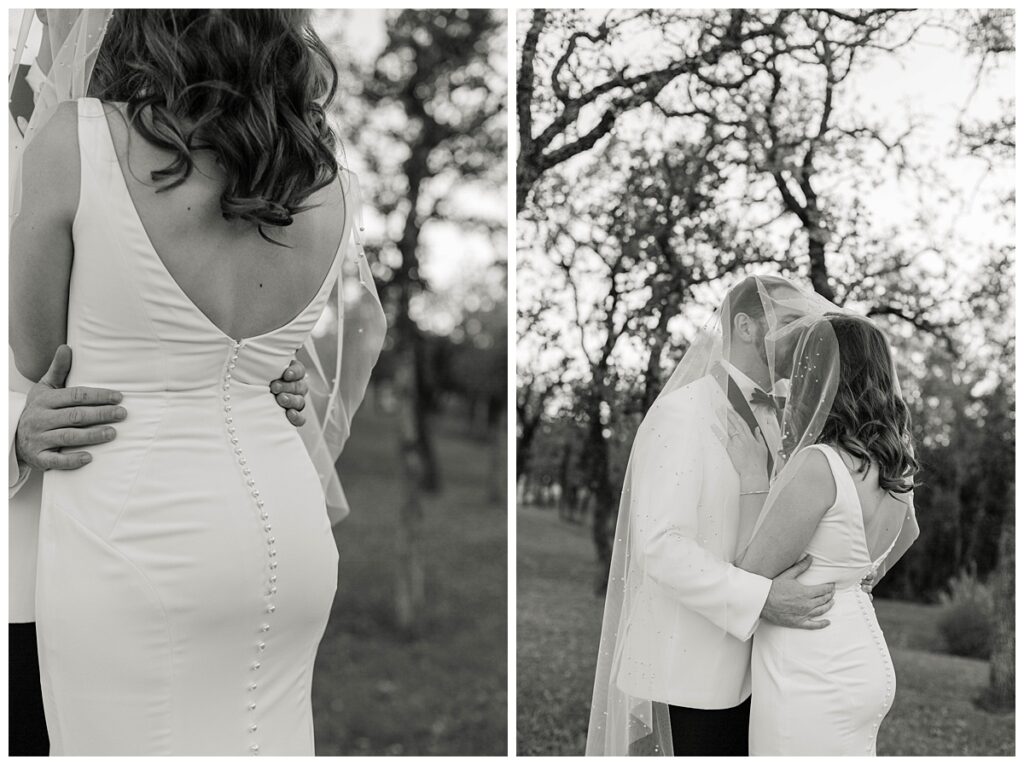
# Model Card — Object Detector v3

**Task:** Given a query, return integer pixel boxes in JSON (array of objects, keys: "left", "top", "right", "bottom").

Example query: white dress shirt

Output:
[{"left": 726, "top": 362, "right": 784, "bottom": 460}]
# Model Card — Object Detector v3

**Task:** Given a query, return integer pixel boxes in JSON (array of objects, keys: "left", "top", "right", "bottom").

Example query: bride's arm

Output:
[
  {"left": 736, "top": 448, "right": 835, "bottom": 580},
  {"left": 10, "top": 101, "right": 79, "bottom": 383}
]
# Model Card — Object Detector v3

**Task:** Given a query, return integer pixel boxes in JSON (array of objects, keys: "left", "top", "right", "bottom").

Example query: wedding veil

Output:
[
  {"left": 585, "top": 274, "right": 848, "bottom": 756},
  {"left": 9, "top": 9, "right": 386, "bottom": 524},
  {"left": 740, "top": 313, "right": 920, "bottom": 579}
]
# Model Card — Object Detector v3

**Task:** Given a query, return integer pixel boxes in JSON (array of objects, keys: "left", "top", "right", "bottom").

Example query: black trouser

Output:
[
  {"left": 668, "top": 696, "right": 750, "bottom": 756},
  {"left": 9, "top": 623, "right": 49, "bottom": 756}
]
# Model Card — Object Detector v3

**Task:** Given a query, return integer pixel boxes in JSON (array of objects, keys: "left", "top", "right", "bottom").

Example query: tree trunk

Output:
[
  {"left": 806, "top": 227, "right": 836, "bottom": 302},
  {"left": 516, "top": 415, "right": 538, "bottom": 480},
  {"left": 392, "top": 153, "right": 434, "bottom": 632},
  {"left": 981, "top": 500, "right": 1014, "bottom": 710},
  {"left": 488, "top": 409, "right": 505, "bottom": 505},
  {"left": 581, "top": 393, "right": 616, "bottom": 593},
  {"left": 394, "top": 347, "right": 426, "bottom": 634}
]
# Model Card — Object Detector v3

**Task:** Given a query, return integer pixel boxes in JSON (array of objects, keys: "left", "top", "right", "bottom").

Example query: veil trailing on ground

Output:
[
  {"left": 585, "top": 275, "right": 843, "bottom": 756},
  {"left": 738, "top": 314, "right": 919, "bottom": 578},
  {"left": 9, "top": 9, "right": 386, "bottom": 523}
]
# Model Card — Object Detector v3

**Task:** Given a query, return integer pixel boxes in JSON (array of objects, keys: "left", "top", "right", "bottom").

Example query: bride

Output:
[
  {"left": 9, "top": 10, "right": 386, "bottom": 755},
  {"left": 727, "top": 312, "right": 919, "bottom": 755}
]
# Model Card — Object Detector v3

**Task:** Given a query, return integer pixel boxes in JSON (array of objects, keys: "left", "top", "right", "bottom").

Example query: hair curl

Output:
[
  {"left": 89, "top": 9, "right": 340, "bottom": 243},
  {"left": 817, "top": 314, "right": 918, "bottom": 493}
]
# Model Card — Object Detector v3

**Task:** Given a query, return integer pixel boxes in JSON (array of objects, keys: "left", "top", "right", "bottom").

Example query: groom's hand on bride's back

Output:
[
  {"left": 760, "top": 555, "right": 836, "bottom": 630},
  {"left": 15, "top": 345, "right": 125, "bottom": 471},
  {"left": 270, "top": 359, "right": 308, "bottom": 427}
]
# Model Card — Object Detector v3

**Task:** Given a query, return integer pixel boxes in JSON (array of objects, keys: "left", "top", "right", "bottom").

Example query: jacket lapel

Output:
[{"left": 726, "top": 375, "right": 774, "bottom": 477}]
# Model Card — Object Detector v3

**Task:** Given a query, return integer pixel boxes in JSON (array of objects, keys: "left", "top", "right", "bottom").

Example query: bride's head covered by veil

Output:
[
  {"left": 586, "top": 273, "right": 844, "bottom": 756},
  {"left": 9, "top": 9, "right": 386, "bottom": 523},
  {"left": 747, "top": 313, "right": 920, "bottom": 577}
]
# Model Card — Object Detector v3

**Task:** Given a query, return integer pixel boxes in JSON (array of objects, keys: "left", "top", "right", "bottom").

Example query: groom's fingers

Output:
[
  {"left": 283, "top": 358, "right": 306, "bottom": 382},
  {"left": 800, "top": 618, "right": 831, "bottom": 630},
  {"left": 35, "top": 449, "right": 93, "bottom": 470},
  {"left": 285, "top": 408, "right": 306, "bottom": 427},
  {"left": 808, "top": 593, "right": 835, "bottom": 611},
  {"left": 271, "top": 378, "right": 308, "bottom": 396},
  {"left": 803, "top": 582, "right": 834, "bottom": 599},
  {"left": 42, "top": 404, "right": 126, "bottom": 430},
  {"left": 40, "top": 386, "right": 123, "bottom": 408},
  {"left": 276, "top": 392, "right": 306, "bottom": 411},
  {"left": 807, "top": 603, "right": 833, "bottom": 618},
  {"left": 45, "top": 426, "right": 118, "bottom": 449}
]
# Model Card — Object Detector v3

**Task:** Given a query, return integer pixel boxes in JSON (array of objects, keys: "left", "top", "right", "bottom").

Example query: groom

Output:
[
  {"left": 9, "top": 345, "right": 310, "bottom": 756},
  {"left": 615, "top": 276, "right": 837, "bottom": 756}
]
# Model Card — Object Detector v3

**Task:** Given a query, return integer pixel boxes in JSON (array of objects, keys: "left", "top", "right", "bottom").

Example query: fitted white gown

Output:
[
  {"left": 35, "top": 98, "right": 344, "bottom": 755},
  {"left": 749, "top": 444, "right": 903, "bottom": 756}
]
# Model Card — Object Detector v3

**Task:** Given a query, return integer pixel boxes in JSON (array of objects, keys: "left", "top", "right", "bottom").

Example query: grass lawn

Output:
[
  {"left": 517, "top": 504, "right": 1014, "bottom": 756},
  {"left": 311, "top": 406, "right": 507, "bottom": 755}
]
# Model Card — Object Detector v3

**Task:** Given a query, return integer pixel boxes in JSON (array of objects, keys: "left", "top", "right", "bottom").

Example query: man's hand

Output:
[
  {"left": 860, "top": 570, "right": 875, "bottom": 601},
  {"left": 15, "top": 345, "right": 126, "bottom": 471},
  {"left": 760, "top": 555, "right": 835, "bottom": 630},
  {"left": 270, "top": 358, "right": 309, "bottom": 427}
]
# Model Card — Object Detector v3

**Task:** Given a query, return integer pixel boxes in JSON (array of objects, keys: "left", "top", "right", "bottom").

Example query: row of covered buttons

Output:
[{"left": 224, "top": 340, "right": 278, "bottom": 756}]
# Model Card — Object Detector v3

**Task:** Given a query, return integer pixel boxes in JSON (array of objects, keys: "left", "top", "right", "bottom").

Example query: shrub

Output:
[{"left": 937, "top": 569, "right": 995, "bottom": 659}]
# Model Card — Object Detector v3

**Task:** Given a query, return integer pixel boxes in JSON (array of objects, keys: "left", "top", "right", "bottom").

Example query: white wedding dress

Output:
[
  {"left": 35, "top": 98, "right": 344, "bottom": 755},
  {"left": 749, "top": 444, "right": 903, "bottom": 755}
]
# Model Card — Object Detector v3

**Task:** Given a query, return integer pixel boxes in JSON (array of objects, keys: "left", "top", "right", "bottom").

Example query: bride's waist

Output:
[
  {"left": 64, "top": 379, "right": 276, "bottom": 395},
  {"left": 49, "top": 388, "right": 295, "bottom": 454}
]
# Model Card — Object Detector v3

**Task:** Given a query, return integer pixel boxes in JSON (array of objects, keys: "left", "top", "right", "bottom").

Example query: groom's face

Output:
[{"left": 765, "top": 306, "right": 809, "bottom": 380}]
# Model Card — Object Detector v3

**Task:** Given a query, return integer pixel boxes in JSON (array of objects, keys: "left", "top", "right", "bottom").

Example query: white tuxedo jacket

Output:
[{"left": 614, "top": 377, "right": 772, "bottom": 710}]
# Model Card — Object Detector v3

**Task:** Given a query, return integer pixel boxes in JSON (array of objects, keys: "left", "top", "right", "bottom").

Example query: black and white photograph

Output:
[
  {"left": 516, "top": 8, "right": 1014, "bottom": 757},
  {"left": 9, "top": 8, "right": 506, "bottom": 756}
]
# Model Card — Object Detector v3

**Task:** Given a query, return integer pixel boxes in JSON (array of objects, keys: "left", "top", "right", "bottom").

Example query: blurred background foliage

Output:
[{"left": 310, "top": 9, "right": 507, "bottom": 755}]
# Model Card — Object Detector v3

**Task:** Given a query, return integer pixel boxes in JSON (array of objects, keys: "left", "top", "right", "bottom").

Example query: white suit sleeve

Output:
[
  {"left": 9, "top": 390, "right": 32, "bottom": 497},
  {"left": 630, "top": 396, "right": 771, "bottom": 642}
]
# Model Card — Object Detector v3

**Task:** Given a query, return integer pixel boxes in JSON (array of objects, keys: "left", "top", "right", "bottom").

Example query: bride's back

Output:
[
  {"left": 88, "top": 9, "right": 346, "bottom": 341},
  {"left": 103, "top": 103, "right": 345, "bottom": 341},
  {"left": 796, "top": 444, "right": 909, "bottom": 589},
  {"left": 834, "top": 447, "right": 911, "bottom": 566}
]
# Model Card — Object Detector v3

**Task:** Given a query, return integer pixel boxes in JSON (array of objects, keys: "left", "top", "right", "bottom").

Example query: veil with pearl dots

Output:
[
  {"left": 9, "top": 9, "right": 387, "bottom": 525},
  {"left": 295, "top": 167, "right": 387, "bottom": 525}
]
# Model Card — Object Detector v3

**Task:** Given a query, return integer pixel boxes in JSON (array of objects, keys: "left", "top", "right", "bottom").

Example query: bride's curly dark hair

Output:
[
  {"left": 89, "top": 9, "right": 340, "bottom": 242},
  {"left": 817, "top": 314, "right": 918, "bottom": 493}
]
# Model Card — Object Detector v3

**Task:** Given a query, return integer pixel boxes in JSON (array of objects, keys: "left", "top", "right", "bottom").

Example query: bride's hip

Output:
[{"left": 753, "top": 591, "right": 892, "bottom": 670}]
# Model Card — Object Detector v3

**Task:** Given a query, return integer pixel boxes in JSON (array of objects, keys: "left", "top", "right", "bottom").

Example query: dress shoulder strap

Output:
[{"left": 75, "top": 97, "right": 107, "bottom": 152}]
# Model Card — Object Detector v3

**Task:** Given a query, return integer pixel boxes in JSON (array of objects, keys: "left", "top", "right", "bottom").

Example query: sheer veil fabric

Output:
[
  {"left": 9, "top": 9, "right": 386, "bottom": 524},
  {"left": 585, "top": 274, "right": 919, "bottom": 756},
  {"left": 739, "top": 313, "right": 919, "bottom": 577}
]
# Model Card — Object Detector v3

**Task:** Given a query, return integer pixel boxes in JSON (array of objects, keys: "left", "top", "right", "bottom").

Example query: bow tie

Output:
[{"left": 750, "top": 388, "right": 785, "bottom": 412}]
